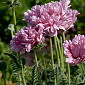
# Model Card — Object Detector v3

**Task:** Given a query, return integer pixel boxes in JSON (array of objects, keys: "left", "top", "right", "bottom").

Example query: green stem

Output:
[
  {"left": 40, "top": 49, "right": 47, "bottom": 84},
  {"left": 18, "top": 52, "right": 26, "bottom": 85},
  {"left": 11, "top": 30, "right": 14, "bottom": 38},
  {"left": 2, "top": 71, "right": 6, "bottom": 85},
  {"left": 80, "top": 63, "right": 84, "bottom": 80},
  {"left": 12, "top": 6, "right": 17, "bottom": 33},
  {"left": 68, "top": 64, "right": 70, "bottom": 85},
  {"left": 62, "top": 32, "right": 65, "bottom": 41},
  {"left": 56, "top": 36, "right": 63, "bottom": 69},
  {"left": 49, "top": 37, "right": 57, "bottom": 85},
  {"left": 21, "top": 62, "right": 26, "bottom": 85},
  {"left": 54, "top": 36, "right": 60, "bottom": 67},
  {"left": 33, "top": 49, "right": 42, "bottom": 85},
  {"left": 60, "top": 35, "right": 64, "bottom": 70},
  {"left": 62, "top": 32, "right": 70, "bottom": 85},
  {"left": 19, "top": 71, "right": 21, "bottom": 85}
]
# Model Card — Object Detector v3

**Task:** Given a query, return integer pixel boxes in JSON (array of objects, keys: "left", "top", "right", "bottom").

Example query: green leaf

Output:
[
  {"left": 10, "top": 60, "right": 21, "bottom": 84},
  {"left": 27, "top": 64, "right": 39, "bottom": 85},
  {"left": 4, "top": 53, "right": 20, "bottom": 68}
]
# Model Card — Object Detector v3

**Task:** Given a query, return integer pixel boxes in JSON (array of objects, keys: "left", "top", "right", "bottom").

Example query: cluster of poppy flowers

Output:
[{"left": 10, "top": 0, "right": 85, "bottom": 66}]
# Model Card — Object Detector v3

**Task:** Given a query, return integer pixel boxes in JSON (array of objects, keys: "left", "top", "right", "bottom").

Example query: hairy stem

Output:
[
  {"left": 19, "top": 71, "right": 21, "bottom": 85},
  {"left": 54, "top": 36, "right": 60, "bottom": 67},
  {"left": 49, "top": 36, "right": 57, "bottom": 85},
  {"left": 12, "top": 6, "right": 17, "bottom": 33},
  {"left": 62, "top": 32, "right": 65, "bottom": 41},
  {"left": 18, "top": 52, "right": 26, "bottom": 85},
  {"left": 62, "top": 32, "right": 70, "bottom": 85},
  {"left": 68, "top": 64, "right": 70, "bottom": 85},
  {"left": 60, "top": 35, "right": 64, "bottom": 70},
  {"left": 33, "top": 49, "right": 42, "bottom": 85},
  {"left": 56, "top": 36, "right": 63, "bottom": 69}
]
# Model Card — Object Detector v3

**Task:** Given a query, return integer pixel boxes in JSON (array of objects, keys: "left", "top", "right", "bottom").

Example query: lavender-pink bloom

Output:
[
  {"left": 10, "top": 26, "right": 43, "bottom": 53},
  {"left": 23, "top": 5, "right": 43, "bottom": 26},
  {"left": 63, "top": 34, "right": 85, "bottom": 66},
  {"left": 23, "top": 0, "right": 79, "bottom": 37}
]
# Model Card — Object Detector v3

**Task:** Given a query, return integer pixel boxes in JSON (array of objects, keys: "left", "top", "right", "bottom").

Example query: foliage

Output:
[{"left": 3, "top": 52, "right": 85, "bottom": 85}]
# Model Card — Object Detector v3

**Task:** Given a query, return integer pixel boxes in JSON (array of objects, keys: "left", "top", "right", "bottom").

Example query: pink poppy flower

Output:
[
  {"left": 23, "top": 0, "right": 79, "bottom": 37},
  {"left": 63, "top": 34, "right": 85, "bottom": 66},
  {"left": 10, "top": 26, "right": 43, "bottom": 53}
]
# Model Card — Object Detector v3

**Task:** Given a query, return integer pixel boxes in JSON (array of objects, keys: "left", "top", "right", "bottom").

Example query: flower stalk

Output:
[
  {"left": 33, "top": 49, "right": 42, "bottom": 85},
  {"left": 11, "top": 29, "right": 14, "bottom": 38},
  {"left": 60, "top": 35, "right": 64, "bottom": 70},
  {"left": 18, "top": 52, "right": 26, "bottom": 85},
  {"left": 62, "top": 32, "right": 70, "bottom": 85},
  {"left": 68, "top": 64, "right": 70, "bottom": 85},
  {"left": 62, "top": 32, "right": 65, "bottom": 41},
  {"left": 49, "top": 36, "right": 57, "bottom": 85},
  {"left": 56, "top": 36, "right": 63, "bottom": 69},
  {"left": 12, "top": 6, "right": 17, "bottom": 33},
  {"left": 54, "top": 36, "right": 60, "bottom": 67}
]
